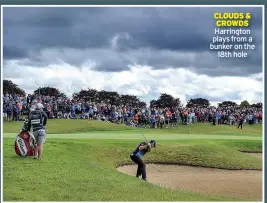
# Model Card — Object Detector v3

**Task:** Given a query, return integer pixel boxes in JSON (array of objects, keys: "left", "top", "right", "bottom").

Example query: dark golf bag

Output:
[{"left": 14, "top": 119, "right": 37, "bottom": 157}]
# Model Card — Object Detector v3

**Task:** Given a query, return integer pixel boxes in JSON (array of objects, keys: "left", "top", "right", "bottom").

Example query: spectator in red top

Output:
[
  {"left": 134, "top": 113, "right": 139, "bottom": 126},
  {"left": 165, "top": 108, "right": 171, "bottom": 128},
  {"left": 197, "top": 111, "right": 201, "bottom": 122}
]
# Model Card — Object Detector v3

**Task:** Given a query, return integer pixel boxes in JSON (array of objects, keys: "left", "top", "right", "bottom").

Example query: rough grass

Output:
[{"left": 3, "top": 120, "right": 263, "bottom": 201}]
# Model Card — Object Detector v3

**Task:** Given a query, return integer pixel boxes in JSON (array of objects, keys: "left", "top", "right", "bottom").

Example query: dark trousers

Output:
[
  {"left": 238, "top": 122, "right": 243, "bottom": 129},
  {"left": 130, "top": 154, "right": 146, "bottom": 179},
  {"left": 13, "top": 112, "right": 18, "bottom": 121}
]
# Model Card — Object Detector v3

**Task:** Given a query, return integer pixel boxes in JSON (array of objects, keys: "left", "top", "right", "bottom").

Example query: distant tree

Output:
[
  {"left": 3, "top": 79, "right": 26, "bottom": 96},
  {"left": 240, "top": 100, "right": 250, "bottom": 107},
  {"left": 150, "top": 99, "right": 157, "bottom": 108},
  {"left": 138, "top": 101, "right": 147, "bottom": 108},
  {"left": 251, "top": 102, "right": 262, "bottom": 108},
  {"left": 116, "top": 94, "right": 146, "bottom": 108},
  {"left": 72, "top": 89, "right": 146, "bottom": 107},
  {"left": 150, "top": 93, "right": 181, "bottom": 108},
  {"left": 186, "top": 98, "right": 210, "bottom": 108},
  {"left": 218, "top": 101, "right": 237, "bottom": 107},
  {"left": 72, "top": 89, "right": 98, "bottom": 102},
  {"left": 98, "top": 90, "right": 120, "bottom": 105},
  {"left": 120, "top": 95, "right": 140, "bottom": 107},
  {"left": 33, "top": 87, "right": 66, "bottom": 98}
]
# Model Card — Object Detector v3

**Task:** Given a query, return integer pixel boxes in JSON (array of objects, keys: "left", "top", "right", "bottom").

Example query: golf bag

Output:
[{"left": 14, "top": 119, "right": 37, "bottom": 157}]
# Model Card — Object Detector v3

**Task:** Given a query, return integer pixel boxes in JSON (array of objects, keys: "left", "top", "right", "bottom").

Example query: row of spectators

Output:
[{"left": 3, "top": 93, "right": 263, "bottom": 128}]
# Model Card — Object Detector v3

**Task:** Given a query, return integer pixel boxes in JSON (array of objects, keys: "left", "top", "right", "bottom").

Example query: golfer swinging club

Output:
[{"left": 130, "top": 140, "right": 156, "bottom": 181}]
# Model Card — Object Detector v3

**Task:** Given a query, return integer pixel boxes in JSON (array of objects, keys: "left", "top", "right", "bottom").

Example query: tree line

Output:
[{"left": 3, "top": 79, "right": 262, "bottom": 108}]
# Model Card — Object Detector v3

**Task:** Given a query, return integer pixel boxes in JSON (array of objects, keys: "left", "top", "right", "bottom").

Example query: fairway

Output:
[{"left": 3, "top": 120, "right": 263, "bottom": 201}]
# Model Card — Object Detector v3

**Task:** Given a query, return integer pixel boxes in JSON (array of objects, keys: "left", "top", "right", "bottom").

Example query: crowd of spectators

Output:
[{"left": 2, "top": 93, "right": 263, "bottom": 129}]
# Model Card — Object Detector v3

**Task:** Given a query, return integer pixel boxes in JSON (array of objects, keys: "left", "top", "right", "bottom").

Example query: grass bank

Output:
[{"left": 3, "top": 120, "right": 262, "bottom": 201}]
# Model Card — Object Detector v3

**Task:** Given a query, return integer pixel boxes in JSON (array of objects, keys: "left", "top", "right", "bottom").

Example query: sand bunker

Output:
[
  {"left": 245, "top": 152, "right": 262, "bottom": 159},
  {"left": 118, "top": 163, "right": 262, "bottom": 201}
]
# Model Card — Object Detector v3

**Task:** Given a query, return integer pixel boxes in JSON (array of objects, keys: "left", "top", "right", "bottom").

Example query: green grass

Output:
[
  {"left": 4, "top": 119, "right": 262, "bottom": 136},
  {"left": 3, "top": 120, "right": 263, "bottom": 201}
]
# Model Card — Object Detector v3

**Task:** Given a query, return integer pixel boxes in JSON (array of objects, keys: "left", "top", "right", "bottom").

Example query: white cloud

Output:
[{"left": 3, "top": 60, "right": 263, "bottom": 106}]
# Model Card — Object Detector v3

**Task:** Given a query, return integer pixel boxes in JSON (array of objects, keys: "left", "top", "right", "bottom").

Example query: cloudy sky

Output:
[{"left": 3, "top": 7, "right": 263, "bottom": 106}]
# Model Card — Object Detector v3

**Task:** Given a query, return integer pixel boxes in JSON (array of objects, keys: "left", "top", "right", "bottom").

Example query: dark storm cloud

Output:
[
  {"left": 3, "top": 46, "right": 29, "bottom": 59},
  {"left": 3, "top": 7, "right": 263, "bottom": 76}
]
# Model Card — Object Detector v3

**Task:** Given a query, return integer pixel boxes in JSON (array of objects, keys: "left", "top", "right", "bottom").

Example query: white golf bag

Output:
[{"left": 14, "top": 119, "right": 37, "bottom": 157}]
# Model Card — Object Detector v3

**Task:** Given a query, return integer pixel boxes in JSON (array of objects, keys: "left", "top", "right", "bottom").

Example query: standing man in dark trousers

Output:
[
  {"left": 237, "top": 115, "right": 244, "bottom": 129},
  {"left": 130, "top": 140, "right": 156, "bottom": 181}
]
